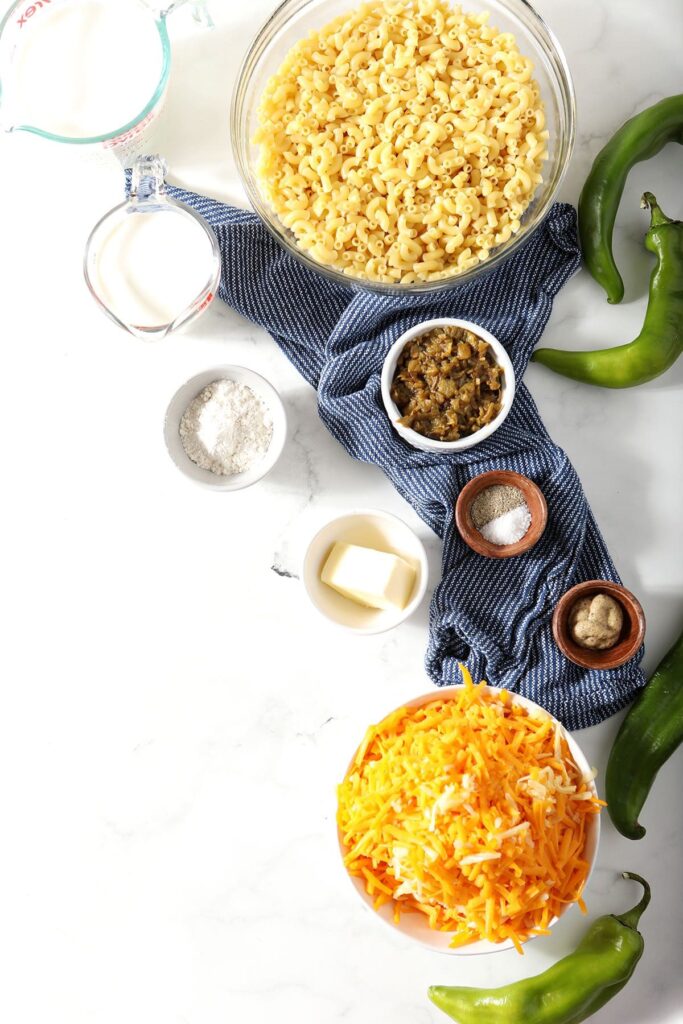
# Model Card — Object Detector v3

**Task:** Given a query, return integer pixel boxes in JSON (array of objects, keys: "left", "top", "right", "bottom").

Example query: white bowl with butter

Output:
[{"left": 302, "top": 509, "right": 429, "bottom": 635}]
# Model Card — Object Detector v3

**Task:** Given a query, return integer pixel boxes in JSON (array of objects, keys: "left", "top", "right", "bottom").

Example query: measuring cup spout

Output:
[{"left": 0, "top": 95, "right": 14, "bottom": 135}]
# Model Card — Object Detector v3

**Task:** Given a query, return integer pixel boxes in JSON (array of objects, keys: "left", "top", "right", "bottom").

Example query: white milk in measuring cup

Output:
[
  {"left": 85, "top": 156, "right": 221, "bottom": 339},
  {"left": 0, "top": 1, "right": 210, "bottom": 157}
]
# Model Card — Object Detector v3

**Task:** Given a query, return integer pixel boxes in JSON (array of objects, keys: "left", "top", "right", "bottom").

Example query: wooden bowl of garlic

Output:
[{"left": 552, "top": 580, "right": 646, "bottom": 670}]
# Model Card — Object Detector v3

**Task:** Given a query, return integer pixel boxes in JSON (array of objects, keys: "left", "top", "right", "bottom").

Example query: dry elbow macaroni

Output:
[{"left": 254, "top": 0, "right": 548, "bottom": 284}]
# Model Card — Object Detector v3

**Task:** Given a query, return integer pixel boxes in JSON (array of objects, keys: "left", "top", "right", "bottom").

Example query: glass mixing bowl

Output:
[{"left": 231, "top": 0, "right": 575, "bottom": 295}]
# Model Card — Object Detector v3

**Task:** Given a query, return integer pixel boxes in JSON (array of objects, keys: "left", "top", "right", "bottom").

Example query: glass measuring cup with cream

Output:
[
  {"left": 0, "top": 0, "right": 211, "bottom": 159},
  {"left": 84, "top": 156, "right": 221, "bottom": 339}
]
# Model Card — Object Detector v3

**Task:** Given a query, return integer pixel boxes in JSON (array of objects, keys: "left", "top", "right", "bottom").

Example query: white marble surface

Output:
[{"left": 1, "top": 1, "right": 682, "bottom": 1022}]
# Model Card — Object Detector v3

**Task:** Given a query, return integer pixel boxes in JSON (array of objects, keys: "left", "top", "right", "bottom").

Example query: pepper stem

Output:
[
  {"left": 641, "top": 192, "right": 673, "bottom": 228},
  {"left": 614, "top": 872, "right": 651, "bottom": 930}
]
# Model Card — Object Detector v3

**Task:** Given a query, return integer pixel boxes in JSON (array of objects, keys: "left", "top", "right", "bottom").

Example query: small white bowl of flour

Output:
[{"left": 164, "top": 365, "right": 287, "bottom": 490}]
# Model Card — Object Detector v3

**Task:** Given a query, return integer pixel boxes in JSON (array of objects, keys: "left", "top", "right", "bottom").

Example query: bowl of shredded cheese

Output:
[
  {"left": 232, "top": 0, "right": 575, "bottom": 293},
  {"left": 337, "top": 670, "right": 601, "bottom": 954}
]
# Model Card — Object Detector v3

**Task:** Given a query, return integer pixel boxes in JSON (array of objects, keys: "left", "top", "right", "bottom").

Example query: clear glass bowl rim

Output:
[{"left": 231, "top": 0, "right": 576, "bottom": 296}]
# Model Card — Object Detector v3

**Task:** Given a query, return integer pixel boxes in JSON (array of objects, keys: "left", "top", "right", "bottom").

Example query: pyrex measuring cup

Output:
[
  {"left": 84, "top": 156, "right": 221, "bottom": 340},
  {"left": 0, "top": 0, "right": 211, "bottom": 160}
]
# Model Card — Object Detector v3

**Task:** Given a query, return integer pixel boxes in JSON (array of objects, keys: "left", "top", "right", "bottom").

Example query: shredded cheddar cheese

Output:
[{"left": 337, "top": 670, "right": 603, "bottom": 952}]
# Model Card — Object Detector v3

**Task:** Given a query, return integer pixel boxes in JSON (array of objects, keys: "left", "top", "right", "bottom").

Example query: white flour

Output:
[{"left": 179, "top": 379, "right": 273, "bottom": 476}]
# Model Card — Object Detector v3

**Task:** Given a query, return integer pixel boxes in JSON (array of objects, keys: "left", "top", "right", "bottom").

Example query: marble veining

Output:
[{"left": 0, "top": 1, "right": 682, "bottom": 1023}]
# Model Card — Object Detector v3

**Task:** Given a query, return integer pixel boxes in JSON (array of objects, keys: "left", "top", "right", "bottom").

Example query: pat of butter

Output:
[{"left": 320, "top": 542, "right": 416, "bottom": 611}]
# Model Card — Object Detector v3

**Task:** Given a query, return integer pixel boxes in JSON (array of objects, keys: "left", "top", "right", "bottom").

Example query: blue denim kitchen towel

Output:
[{"left": 148, "top": 176, "right": 645, "bottom": 729}]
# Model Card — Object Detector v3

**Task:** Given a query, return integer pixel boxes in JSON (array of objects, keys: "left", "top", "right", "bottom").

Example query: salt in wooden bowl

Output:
[{"left": 455, "top": 470, "right": 547, "bottom": 558}]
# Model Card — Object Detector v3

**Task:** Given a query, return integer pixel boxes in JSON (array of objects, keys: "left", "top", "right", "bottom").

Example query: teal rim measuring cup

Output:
[{"left": 0, "top": 0, "right": 211, "bottom": 155}]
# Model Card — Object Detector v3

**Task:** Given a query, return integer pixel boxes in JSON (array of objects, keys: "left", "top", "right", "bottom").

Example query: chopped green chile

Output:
[{"left": 391, "top": 326, "right": 504, "bottom": 442}]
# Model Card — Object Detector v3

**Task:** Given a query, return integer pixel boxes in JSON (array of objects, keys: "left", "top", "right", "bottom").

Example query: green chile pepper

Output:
[
  {"left": 606, "top": 625, "right": 683, "bottom": 840},
  {"left": 532, "top": 193, "right": 683, "bottom": 387},
  {"left": 429, "top": 873, "right": 650, "bottom": 1024},
  {"left": 578, "top": 93, "right": 683, "bottom": 303}
]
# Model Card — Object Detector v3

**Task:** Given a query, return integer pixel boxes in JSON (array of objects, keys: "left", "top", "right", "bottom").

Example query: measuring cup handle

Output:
[
  {"left": 130, "top": 155, "right": 169, "bottom": 205},
  {"left": 160, "top": 2, "right": 214, "bottom": 28}
]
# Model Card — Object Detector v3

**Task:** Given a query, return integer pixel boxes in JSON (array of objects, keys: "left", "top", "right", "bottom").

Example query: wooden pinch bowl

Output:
[
  {"left": 552, "top": 580, "right": 646, "bottom": 670},
  {"left": 455, "top": 470, "right": 548, "bottom": 558}
]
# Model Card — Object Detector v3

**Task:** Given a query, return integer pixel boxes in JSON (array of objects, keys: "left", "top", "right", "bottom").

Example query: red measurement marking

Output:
[
  {"left": 103, "top": 109, "right": 157, "bottom": 150},
  {"left": 194, "top": 292, "right": 215, "bottom": 314},
  {"left": 17, "top": 0, "right": 52, "bottom": 29}
]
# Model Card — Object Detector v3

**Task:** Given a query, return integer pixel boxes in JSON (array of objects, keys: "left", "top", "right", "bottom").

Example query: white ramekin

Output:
[
  {"left": 380, "top": 318, "right": 516, "bottom": 453},
  {"left": 302, "top": 508, "right": 429, "bottom": 635},
  {"left": 164, "top": 365, "right": 287, "bottom": 490}
]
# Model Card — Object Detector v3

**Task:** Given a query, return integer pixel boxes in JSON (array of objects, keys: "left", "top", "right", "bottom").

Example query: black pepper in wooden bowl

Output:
[{"left": 390, "top": 325, "right": 504, "bottom": 442}]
